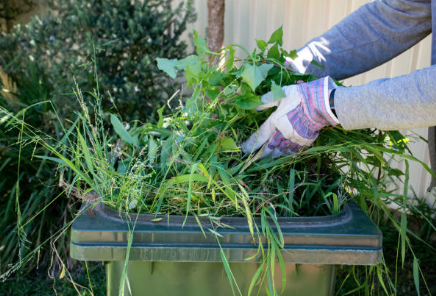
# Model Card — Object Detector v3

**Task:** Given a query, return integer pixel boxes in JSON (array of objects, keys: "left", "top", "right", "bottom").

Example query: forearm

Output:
[
  {"left": 335, "top": 65, "right": 436, "bottom": 130},
  {"left": 291, "top": 0, "right": 431, "bottom": 79}
]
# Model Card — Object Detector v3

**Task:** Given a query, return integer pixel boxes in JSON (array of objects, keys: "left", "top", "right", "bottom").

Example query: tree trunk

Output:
[{"left": 207, "top": 0, "right": 225, "bottom": 53}]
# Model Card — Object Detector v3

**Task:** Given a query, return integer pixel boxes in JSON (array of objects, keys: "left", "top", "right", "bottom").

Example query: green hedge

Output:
[
  {"left": 0, "top": 0, "right": 196, "bottom": 276},
  {"left": 0, "top": 0, "right": 196, "bottom": 121}
]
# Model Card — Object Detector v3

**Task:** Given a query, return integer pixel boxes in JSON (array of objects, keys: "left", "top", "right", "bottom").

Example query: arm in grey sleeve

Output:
[
  {"left": 335, "top": 65, "right": 436, "bottom": 130},
  {"left": 291, "top": 0, "right": 432, "bottom": 79}
]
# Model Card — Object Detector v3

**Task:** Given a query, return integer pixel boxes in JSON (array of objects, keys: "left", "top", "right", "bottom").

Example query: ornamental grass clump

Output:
[{"left": 1, "top": 27, "right": 433, "bottom": 295}]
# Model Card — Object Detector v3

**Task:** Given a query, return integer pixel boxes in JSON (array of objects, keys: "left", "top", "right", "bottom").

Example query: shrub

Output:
[
  {"left": 0, "top": 0, "right": 196, "bottom": 276},
  {"left": 0, "top": 0, "right": 196, "bottom": 121}
]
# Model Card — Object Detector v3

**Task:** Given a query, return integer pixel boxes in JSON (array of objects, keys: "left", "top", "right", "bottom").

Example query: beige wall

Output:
[{"left": 177, "top": 0, "right": 433, "bottom": 199}]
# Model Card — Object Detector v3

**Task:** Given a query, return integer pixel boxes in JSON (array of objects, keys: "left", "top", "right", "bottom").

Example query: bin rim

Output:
[
  {"left": 70, "top": 200, "right": 383, "bottom": 265},
  {"left": 95, "top": 198, "right": 352, "bottom": 228}
]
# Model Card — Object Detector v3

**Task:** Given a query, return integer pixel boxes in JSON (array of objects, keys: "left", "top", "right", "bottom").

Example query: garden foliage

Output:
[
  {"left": 0, "top": 0, "right": 196, "bottom": 275},
  {"left": 3, "top": 27, "right": 432, "bottom": 295},
  {"left": 0, "top": 0, "right": 196, "bottom": 121}
]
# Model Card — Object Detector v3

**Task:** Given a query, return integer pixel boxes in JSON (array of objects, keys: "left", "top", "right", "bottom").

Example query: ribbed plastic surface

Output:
[{"left": 70, "top": 201, "right": 382, "bottom": 265}]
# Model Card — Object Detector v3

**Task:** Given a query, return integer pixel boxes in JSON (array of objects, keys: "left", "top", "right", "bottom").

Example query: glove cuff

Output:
[{"left": 297, "top": 77, "right": 339, "bottom": 129}]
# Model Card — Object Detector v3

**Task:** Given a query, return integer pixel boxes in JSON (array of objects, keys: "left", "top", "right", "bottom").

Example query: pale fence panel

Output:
[{"left": 175, "top": 0, "right": 433, "bottom": 199}]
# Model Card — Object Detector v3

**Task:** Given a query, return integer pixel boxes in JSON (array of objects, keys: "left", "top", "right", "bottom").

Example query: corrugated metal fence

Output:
[{"left": 176, "top": 0, "right": 433, "bottom": 199}]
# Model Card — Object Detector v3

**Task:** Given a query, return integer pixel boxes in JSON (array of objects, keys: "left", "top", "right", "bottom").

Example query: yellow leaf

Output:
[{"left": 59, "top": 265, "right": 66, "bottom": 279}]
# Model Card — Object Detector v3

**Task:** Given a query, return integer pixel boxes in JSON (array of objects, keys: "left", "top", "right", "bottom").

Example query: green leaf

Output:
[
  {"left": 276, "top": 245, "right": 287, "bottom": 294},
  {"left": 240, "top": 82, "right": 253, "bottom": 95},
  {"left": 217, "top": 165, "right": 236, "bottom": 203},
  {"left": 220, "top": 137, "right": 240, "bottom": 152},
  {"left": 180, "top": 55, "right": 201, "bottom": 87},
  {"left": 77, "top": 131, "right": 95, "bottom": 176},
  {"left": 376, "top": 266, "right": 389, "bottom": 295},
  {"left": 332, "top": 193, "right": 339, "bottom": 214},
  {"left": 226, "top": 47, "right": 235, "bottom": 72},
  {"left": 219, "top": 244, "right": 237, "bottom": 296},
  {"left": 413, "top": 257, "right": 420, "bottom": 296},
  {"left": 157, "top": 105, "right": 165, "bottom": 128},
  {"left": 400, "top": 212, "right": 407, "bottom": 266},
  {"left": 117, "top": 161, "right": 129, "bottom": 175},
  {"left": 287, "top": 169, "right": 295, "bottom": 214},
  {"left": 167, "top": 173, "right": 208, "bottom": 185},
  {"left": 110, "top": 114, "right": 138, "bottom": 146},
  {"left": 205, "top": 88, "right": 220, "bottom": 100},
  {"left": 288, "top": 49, "right": 298, "bottom": 60},
  {"left": 255, "top": 39, "right": 268, "bottom": 51},
  {"left": 241, "top": 64, "right": 274, "bottom": 91},
  {"left": 209, "top": 71, "right": 226, "bottom": 86},
  {"left": 248, "top": 262, "right": 265, "bottom": 296},
  {"left": 193, "top": 214, "right": 206, "bottom": 238},
  {"left": 156, "top": 58, "right": 179, "bottom": 79},
  {"left": 267, "top": 43, "right": 280, "bottom": 60},
  {"left": 387, "top": 168, "right": 404, "bottom": 178},
  {"left": 310, "top": 60, "right": 325, "bottom": 69},
  {"left": 238, "top": 184, "right": 254, "bottom": 239},
  {"left": 193, "top": 30, "right": 208, "bottom": 55},
  {"left": 235, "top": 95, "right": 263, "bottom": 110},
  {"left": 160, "top": 135, "right": 173, "bottom": 171},
  {"left": 184, "top": 163, "right": 199, "bottom": 225},
  {"left": 268, "top": 26, "right": 283, "bottom": 45},
  {"left": 271, "top": 81, "right": 286, "bottom": 100},
  {"left": 59, "top": 265, "right": 65, "bottom": 279},
  {"left": 147, "top": 136, "right": 158, "bottom": 164}
]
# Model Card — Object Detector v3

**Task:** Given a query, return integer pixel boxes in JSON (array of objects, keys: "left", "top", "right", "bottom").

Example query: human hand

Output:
[{"left": 241, "top": 77, "right": 339, "bottom": 158}]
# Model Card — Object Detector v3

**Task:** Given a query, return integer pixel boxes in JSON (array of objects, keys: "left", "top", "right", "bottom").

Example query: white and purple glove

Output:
[{"left": 241, "top": 77, "right": 339, "bottom": 158}]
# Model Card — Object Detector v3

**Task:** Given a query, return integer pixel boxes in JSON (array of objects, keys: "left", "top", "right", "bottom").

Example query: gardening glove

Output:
[{"left": 241, "top": 77, "right": 339, "bottom": 158}]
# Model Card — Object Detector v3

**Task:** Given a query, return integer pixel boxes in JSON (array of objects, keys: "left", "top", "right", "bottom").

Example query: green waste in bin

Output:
[{"left": 70, "top": 201, "right": 382, "bottom": 296}]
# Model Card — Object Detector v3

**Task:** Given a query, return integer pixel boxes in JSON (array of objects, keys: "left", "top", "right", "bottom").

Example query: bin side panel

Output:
[{"left": 106, "top": 261, "right": 336, "bottom": 296}]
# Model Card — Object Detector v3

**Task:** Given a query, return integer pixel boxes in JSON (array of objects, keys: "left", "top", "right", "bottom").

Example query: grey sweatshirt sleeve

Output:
[
  {"left": 335, "top": 65, "right": 436, "bottom": 130},
  {"left": 292, "top": 0, "right": 432, "bottom": 80},
  {"left": 290, "top": 0, "right": 435, "bottom": 131}
]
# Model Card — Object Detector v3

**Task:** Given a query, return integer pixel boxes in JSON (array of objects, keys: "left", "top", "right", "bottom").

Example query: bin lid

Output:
[{"left": 70, "top": 201, "right": 382, "bottom": 265}]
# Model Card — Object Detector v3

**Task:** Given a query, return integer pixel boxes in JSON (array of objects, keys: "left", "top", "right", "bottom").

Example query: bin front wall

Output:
[
  {"left": 70, "top": 202, "right": 383, "bottom": 265},
  {"left": 106, "top": 261, "right": 336, "bottom": 296}
]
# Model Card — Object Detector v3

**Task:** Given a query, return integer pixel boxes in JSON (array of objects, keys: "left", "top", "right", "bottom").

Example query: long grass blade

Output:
[
  {"left": 184, "top": 163, "right": 199, "bottom": 225},
  {"left": 238, "top": 184, "right": 254, "bottom": 240},
  {"left": 413, "top": 257, "right": 420, "bottom": 296}
]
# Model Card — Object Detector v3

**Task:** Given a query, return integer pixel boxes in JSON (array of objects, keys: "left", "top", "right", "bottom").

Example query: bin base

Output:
[{"left": 106, "top": 261, "right": 336, "bottom": 296}]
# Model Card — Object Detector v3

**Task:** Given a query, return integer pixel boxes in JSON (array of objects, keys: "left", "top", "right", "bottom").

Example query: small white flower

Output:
[
  {"left": 125, "top": 39, "right": 130, "bottom": 44},
  {"left": 113, "top": 34, "right": 118, "bottom": 38},
  {"left": 134, "top": 86, "right": 139, "bottom": 92},
  {"left": 29, "top": 55, "right": 34, "bottom": 62},
  {"left": 125, "top": 123, "right": 130, "bottom": 130},
  {"left": 49, "top": 35, "right": 55, "bottom": 41}
]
